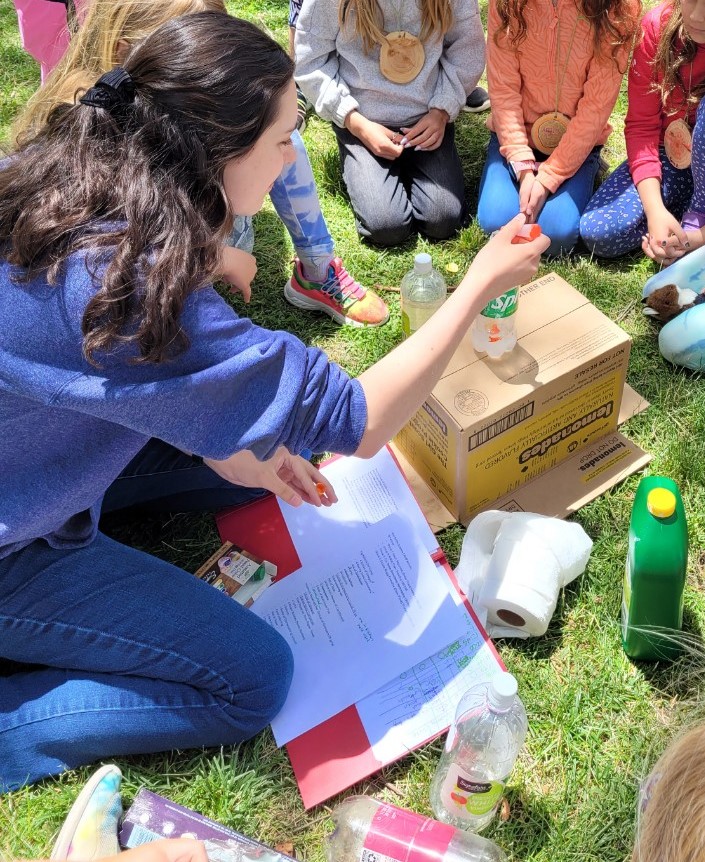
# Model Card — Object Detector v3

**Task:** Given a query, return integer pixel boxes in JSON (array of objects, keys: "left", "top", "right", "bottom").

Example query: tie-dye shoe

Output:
[
  {"left": 284, "top": 257, "right": 389, "bottom": 327},
  {"left": 51, "top": 764, "right": 123, "bottom": 861}
]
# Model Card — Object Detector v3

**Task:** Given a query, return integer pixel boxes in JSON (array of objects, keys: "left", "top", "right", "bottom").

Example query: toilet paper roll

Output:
[{"left": 479, "top": 520, "right": 563, "bottom": 634}]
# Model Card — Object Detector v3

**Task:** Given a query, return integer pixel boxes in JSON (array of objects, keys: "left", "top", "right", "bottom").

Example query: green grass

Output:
[{"left": 3, "top": 2, "right": 705, "bottom": 861}]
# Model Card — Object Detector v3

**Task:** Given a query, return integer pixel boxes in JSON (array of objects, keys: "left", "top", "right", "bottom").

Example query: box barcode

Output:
[{"left": 468, "top": 402, "right": 534, "bottom": 451}]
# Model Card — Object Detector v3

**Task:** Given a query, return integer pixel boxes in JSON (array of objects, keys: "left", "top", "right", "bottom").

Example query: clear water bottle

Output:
[
  {"left": 430, "top": 673, "right": 528, "bottom": 833},
  {"left": 400, "top": 253, "right": 447, "bottom": 337},
  {"left": 325, "top": 796, "right": 506, "bottom": 862},
  {"left": 470, "top": 290, "right": 518, "bottom": 358}
]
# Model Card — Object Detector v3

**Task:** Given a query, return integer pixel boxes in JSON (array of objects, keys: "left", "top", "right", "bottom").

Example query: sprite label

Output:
[{"left": 481, "top": 288, "right": 518, "bottom": 319}]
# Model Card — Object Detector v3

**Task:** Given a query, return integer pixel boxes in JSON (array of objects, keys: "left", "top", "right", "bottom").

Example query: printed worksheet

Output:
[
  {"left": 251, "top": 515, "right": 469, "bottom": 746},
  {"left": 278, "top": 447, "right": 439, "bottom": 562},
  {"left": 357, "top": 610, "right": 500, "bottom": 762}
]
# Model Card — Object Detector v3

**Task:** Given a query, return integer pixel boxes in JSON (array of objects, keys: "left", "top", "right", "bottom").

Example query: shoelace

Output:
[{"left": 322, "top": 262, "right": 366, "bottom": 304}]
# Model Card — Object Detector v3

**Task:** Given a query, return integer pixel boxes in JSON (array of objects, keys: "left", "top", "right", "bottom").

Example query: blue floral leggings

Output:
[{"left": 580, "top": 100, "right": 705, "bottom": 258}]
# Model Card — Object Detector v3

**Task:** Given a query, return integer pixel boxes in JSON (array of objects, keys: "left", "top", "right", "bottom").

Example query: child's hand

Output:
[
  {"left": 644, "top": 209, "right": 689, "bottom": 261},
  {"left": 346, "top": 112, "right": 403, "bottom": 160},
  {"left": 104, "top": 840, "right": 208, "bottom": 862},
  {"left": 399, "top": 108, "right": 449, "bottom": 152},
  {"left": 470, "top": 214, "right": 549, "bottom": 299},
  {"left": 524, "top": 177, "right": 548, "bottom": 223},
  {"left": 219, "top": 246, "right": 257, "bottom": 302},
  {"left": 204, "top": 447, "right": 337, "bottom": 508},
  {"left": 518, "top": 171, "right": 536, "bottom": 215}
]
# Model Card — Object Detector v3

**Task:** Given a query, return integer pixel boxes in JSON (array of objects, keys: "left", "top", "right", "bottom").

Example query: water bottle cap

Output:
[
  {"left": 489, "top": 672, "right": 518, "bottom": 709},
  {"left": 414, "top": 253, "right": 433, "bottom": 274},
  {"left": 647, "top": 487, "right": 676, "bottom": 519}
]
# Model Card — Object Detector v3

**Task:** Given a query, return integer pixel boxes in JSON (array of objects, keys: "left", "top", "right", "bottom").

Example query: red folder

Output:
[{"left": 215, "top": 449, "right": 502, "bottom": 809}]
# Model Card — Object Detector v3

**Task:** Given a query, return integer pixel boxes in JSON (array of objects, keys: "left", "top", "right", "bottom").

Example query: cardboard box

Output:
[
  {"left": 394, "top": 272, "right": 650, "bottom": 525},
  {"left": 194, "top": 541, "right": 276, "bottom": 608}
]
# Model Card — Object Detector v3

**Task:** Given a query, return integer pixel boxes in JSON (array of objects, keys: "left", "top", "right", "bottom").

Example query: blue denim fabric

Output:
[
  {"left": 477, "top": 133, "right": 602, "bottom": 257},
  {"left": 0, "top": 439, "right": 293, "bottom": 792}
]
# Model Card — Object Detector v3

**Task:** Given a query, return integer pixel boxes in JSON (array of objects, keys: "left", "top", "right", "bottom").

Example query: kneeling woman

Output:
[{"left": 0, "top": 12, "right": 547, "bottom": 791}]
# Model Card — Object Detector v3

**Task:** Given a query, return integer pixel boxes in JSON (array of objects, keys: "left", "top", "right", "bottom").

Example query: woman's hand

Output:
[
  {"left": 399, "top": 108, "right": 449, "bottom": 152},
  {"left": 104, "top": 840, "right": 208, "bottom": 862},
  {"left": 219, "top": 246, "right": 257, "bottom": 302},
  {"left": 345, "top": 111, "right": 404, "bottom": 160},
  {"left": 204, "top": 447, "right": 337, "bottom": 508},
  {"left": 470, "top": 213, "right": 549, "bottom": 300}
]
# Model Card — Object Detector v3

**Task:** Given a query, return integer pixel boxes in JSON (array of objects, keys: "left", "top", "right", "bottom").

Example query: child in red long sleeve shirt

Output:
[{"left": 581, "top": 0, "right": 705, "bottom": 259}]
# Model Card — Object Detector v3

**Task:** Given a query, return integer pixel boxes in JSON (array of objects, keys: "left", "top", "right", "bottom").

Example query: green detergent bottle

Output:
[{"left": 621, "top": 476, "right": 688, "bottom": 661}]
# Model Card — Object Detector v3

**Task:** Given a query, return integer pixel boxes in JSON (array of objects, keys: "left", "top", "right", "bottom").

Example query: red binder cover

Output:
[{"left": 215, "top": 448, "right": 502, "bottom": 809}]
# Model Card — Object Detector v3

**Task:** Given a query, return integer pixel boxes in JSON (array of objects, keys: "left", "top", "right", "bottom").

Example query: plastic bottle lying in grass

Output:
[{"left": 325, "top": 796, "right": 506, "bottom": 862}]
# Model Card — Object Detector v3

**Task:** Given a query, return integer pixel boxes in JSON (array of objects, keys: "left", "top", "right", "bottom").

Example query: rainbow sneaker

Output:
[
  {"left": 51, "top": 765, "right": 122, "bottom": 861},
  {"left": 284, "top": 257, "right": 389, "bottom": 327}
]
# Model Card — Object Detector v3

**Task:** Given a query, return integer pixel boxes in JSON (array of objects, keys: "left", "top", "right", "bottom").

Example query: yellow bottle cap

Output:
[{"left": 647, "top": 488, "right": 677, "bottom": 519}]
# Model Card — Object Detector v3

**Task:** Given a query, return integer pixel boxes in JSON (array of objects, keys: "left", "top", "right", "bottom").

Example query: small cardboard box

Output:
[
  {"left": 194, "top": 541, "right": 276, "bottom": 608},
  {"left": 394, "top": 272, "right": 650, "bottom": 525}
]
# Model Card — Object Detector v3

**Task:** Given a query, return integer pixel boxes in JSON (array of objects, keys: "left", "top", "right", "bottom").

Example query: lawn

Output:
[{"left": 2, "top": 3, "right": 705, "bottom": 862}]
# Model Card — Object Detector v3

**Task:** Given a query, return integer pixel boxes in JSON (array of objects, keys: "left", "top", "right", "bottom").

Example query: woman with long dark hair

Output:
[{"left": 0, "top": 11, "right": 547, "bottom": 791}]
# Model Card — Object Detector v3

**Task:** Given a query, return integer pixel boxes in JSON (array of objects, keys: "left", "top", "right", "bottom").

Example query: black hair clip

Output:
[{"left": 80, "top": 67, "right": 135, "bottom": 110}]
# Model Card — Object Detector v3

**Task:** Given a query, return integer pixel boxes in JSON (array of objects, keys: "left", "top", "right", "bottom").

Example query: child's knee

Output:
[{"left": 358, "top": 213, "right": 413, "bottom": 247}]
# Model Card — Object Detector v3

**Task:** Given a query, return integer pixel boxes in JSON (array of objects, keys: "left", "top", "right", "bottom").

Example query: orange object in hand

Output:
[
  {"left": 511, "top": 224, "right": 542, "bottom": 244},
  {"left": 315, "top": 482, "right": 326, "bottom": 496}
]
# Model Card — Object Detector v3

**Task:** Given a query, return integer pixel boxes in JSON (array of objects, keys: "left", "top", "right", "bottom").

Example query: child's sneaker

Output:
[
  {"left": 51, "top": 764, "right": 123, "bottom": 861},
  {"left": 296, "top": 86, "right": 310, "bottom": 134},
  {"left": 285, "top": 257, "right": 389, "bottom": 327},
  {"left": 463, "top": 86, "right": 490, "bottom": 113}
]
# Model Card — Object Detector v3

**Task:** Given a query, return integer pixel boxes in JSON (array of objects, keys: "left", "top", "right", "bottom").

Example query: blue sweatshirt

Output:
[{"left": 0, "top": 249, "right": 367, "bottom": 557}]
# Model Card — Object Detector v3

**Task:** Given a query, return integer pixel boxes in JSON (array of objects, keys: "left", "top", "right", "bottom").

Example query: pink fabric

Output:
[
  {"left": 626, "top": 2, "right": 705, "bottom": 186},
  {"left": 13, "top": 0, "right": 71, "bottom": 81}
]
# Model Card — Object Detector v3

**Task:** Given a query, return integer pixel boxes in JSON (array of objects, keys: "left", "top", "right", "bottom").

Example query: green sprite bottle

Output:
[{"left": 622, "top": 476, "right": 688, "bottom": 661}]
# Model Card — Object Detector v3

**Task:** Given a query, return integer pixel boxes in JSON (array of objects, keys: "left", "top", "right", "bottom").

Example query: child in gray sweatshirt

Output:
[{"left": 295, "top": 0, "right": 485, "bottom": 246}]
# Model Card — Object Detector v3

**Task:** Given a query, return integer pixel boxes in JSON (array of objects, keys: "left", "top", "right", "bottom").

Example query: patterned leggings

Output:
[{"left": 580, "top": 100, "right": 705, "bottom": 258}]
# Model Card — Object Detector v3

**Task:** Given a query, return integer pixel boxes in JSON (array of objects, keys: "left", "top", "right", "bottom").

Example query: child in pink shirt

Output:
[
  {"left": 581, "top": 0, "right": 705, "bottom": 260},
  {"left": 478, "top": 0, "right": 638, "bottom": 256}
]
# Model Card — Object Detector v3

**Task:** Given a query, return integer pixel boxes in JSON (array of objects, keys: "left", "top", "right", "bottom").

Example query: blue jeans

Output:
[
  {"left": 477, "top": 133, "right": 602, "bottom": 257},
  {"left": 230, "top": 129, "right": 334, "bottom": 275},
  {"left": 0, "top": 440, "right": 293, "bottom": 792}
]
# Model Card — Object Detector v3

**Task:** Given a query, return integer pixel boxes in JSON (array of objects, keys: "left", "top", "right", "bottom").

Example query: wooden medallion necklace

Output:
[
  {"left": 664, "top": 66, "right": 694, "bottom": 170},
  {"left": 379, "top": 0, "right": 426, "bottom": 84},
  {"left": 530, "top": 6, "right": 583, "bottom": 155}
]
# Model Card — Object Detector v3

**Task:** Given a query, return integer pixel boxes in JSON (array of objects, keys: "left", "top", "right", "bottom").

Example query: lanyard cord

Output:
[{"left": 553, "top": 9, "right": 584, "bottom": 115}]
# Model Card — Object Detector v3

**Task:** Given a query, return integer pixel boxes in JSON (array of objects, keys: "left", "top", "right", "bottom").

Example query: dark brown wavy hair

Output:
[
  {"left": 493, "top": 0, "right": 639, "bottom": 69},
  {"left": 0, "top": 12, "right": 293, "bottom": 365},
  {"left": 652, "top": 2, "right": 705, "bottom": 114}
]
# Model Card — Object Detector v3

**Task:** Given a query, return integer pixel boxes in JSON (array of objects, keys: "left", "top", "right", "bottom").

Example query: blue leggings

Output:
[
  {"left": 476, "top": 133, "right": 602, "bottom": 257},
  {"left": 580, "top": 99, "right": 705, "bottom": 258},
  {"left": 231, "top": 129, "right": 334, "bottom": 277}
]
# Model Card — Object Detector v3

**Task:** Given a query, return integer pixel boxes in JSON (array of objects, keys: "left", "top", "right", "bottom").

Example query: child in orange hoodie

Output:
[{"left": 477, "top": 0, "right": 639, "bottom": 256}]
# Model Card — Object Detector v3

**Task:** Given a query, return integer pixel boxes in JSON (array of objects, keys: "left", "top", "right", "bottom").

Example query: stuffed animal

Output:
[
  {"left": 641, "top": 245, "right": 705, "bottom": 369},
  {"left": 642, "top": 283, "right": 705, "bottom": 322},
  {"left": 642, "top": 244, "right": 705, "bottom": 322}
]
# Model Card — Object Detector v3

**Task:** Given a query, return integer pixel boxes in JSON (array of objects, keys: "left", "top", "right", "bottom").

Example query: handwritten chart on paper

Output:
[
  {"left": 356, "top": 609, "right": 501, "bottom": 762},
  {"left": 251, "top": 517, "right": 469, "bottom": 746}
]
